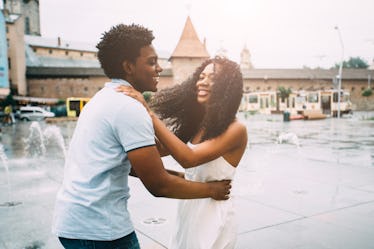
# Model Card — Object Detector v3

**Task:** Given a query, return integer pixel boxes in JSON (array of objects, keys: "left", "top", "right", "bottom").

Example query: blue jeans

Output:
[{"left": 58, "top": 231, "right": 140, "bottom": 249}]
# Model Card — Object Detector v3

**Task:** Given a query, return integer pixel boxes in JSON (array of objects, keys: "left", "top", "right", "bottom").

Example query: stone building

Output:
[
  {"left": 4, "top": 11, "right": 26, "bottom": 95},
  {"left": 3, "top": 0, "right": 40, "bottom": 35},
  {"left": 169, "top": 16, "right": 210, "bottom": 84},
  {"left": 240, "top": 44, "right": 253, "bottom": 70},
  {"left": 240, "top": 68, "right": 374, "bottom": 110}
]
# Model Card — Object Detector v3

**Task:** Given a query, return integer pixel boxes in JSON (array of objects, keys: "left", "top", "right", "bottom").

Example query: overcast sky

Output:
[{"left": 38, "top": 0, "right": 374, "bottom": 69}]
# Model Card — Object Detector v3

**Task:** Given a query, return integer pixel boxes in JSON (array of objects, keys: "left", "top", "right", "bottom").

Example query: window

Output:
[
  {"left": 248, "top": 95, "right": 258, "bottom": 103},
  {"left": 25, "top": 17, "right": 30, "bottom": 34},
  {"left": 307, "top": 93, "right": 319, "bottom": 103},
  {"left": 65, "top": 51, "right": 69, "bottom": 56},
  {"left": 270, "top": 95, "right": 275, "bottom": 106},
  {"left": 49, "top": 49, "right": 53, "bottom": 54}
]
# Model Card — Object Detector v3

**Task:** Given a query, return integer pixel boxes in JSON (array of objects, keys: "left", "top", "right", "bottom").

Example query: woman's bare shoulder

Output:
[{"left": 228, "top": 119, "right": 247, "bottom": 133}]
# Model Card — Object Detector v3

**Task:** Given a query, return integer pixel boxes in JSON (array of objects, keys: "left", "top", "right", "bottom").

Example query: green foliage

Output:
[
  {"left": 142, "top": 91, "right": 153, "bottom": 103},
  {"left": 277, "top": 86, "right": 292, "bottom": 101},
  {"left": 1, "top": 94, "right": 16, "bottom": 108},
  {"left": 362, "top": 88, "right": 373, "bottom": 97},
  {"left": 57, "top": 99, "right": 66, "bottom": 105},
  {"left": 334, "top": 56, "right": 369, "bottom": 69}
]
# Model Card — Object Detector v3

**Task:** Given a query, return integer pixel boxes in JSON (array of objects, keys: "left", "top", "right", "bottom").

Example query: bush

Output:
[{"left": 362, "top": 88, "right": 373, "bottom": 97}]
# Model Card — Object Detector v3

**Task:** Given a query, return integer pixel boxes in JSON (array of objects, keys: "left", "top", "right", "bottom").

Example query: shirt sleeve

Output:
[{"left": 113, "top": 101, "right": 156, "bottom": 152}]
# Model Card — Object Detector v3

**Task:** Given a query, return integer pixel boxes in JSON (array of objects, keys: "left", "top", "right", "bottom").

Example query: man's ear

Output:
[{"left": 122, "top": 60, "right": 134, "bottom": 75}]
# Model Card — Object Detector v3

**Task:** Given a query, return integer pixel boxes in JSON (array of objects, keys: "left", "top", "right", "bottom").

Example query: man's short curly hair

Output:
[{"left": 96, "top": 24, "right": 154, "bottom": 79}]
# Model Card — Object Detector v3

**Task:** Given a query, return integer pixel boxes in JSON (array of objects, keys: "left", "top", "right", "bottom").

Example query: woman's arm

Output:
[
  {"left": 151, "top": 113, "right": 247, "bottom": 168},
  {"left": 116, "top": 85, "right": 247, "bottom": 168}
]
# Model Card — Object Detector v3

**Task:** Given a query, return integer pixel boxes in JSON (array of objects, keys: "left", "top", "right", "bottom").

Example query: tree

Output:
[
  {"left": 1, "top": 93, "right": 16, "bottom": 108},
  {"left": 277, "top": 86, "right": 292, "bottom": 102},
  {"left": 334, "top": 56, "right": 369, "bottom": 69},
  {"left": 142, "top": 91, "right": 153, "bottom": 103}
]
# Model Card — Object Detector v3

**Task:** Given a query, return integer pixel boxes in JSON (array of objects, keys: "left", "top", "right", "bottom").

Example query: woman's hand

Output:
[{"left": 116, "top": 85, "right": 150, "bottom": 112}]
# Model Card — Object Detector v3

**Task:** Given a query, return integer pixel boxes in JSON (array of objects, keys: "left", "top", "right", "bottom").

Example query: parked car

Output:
[{"left": 17, "top": 106, "right": 55, "bottom": 121}]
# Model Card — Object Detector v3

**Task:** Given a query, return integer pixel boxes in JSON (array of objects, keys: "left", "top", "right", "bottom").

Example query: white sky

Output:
[{"left": 39, "top": 0, "right": 374, "bottom": 69}]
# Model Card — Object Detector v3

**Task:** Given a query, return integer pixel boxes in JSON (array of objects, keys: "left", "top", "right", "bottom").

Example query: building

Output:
[
  {"left": 1, "top": 1, "right": 373, "bottom": 110},
  {"left": 240, "top": 43, "right": 253, "bottom": 70},
  {"left": 169, "top": 16, "right": 210, "bottom": 84},
  {"left": 3, "top": 0, "right": 40, "bottom": 35}
]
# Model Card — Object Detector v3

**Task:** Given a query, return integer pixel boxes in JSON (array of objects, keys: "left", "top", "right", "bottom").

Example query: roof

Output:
[
  {"left": 26, "top": 66, "right": 173, "bottom": 78},
  {"left": 25, "top": 35, "right": 97, "bottom": 52},
  {"left": 241, "top": 68, "right": 374, "bottom": 80},
  {"left": 170, "top": 16, "right": 210, "bottom": 59},
  {"left": 25, "top": 40, "right": 174, "bottom": 77},
  {"left": 26, "top": 67, "right": 105, "bottom": 77},
  {"left": 4, "top": 13, "right": 21, "bottom": 23},
  {"left": 25, "top": 44, "right": 100, "bottom": 68}
]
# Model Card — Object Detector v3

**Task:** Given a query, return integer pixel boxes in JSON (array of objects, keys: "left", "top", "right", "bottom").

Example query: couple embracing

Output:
[{"left": 52, "top": 23, "right": 247, "bottom": 249}]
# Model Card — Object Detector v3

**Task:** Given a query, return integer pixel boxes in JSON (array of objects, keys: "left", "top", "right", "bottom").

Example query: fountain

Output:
[
  {"left": 24, "top": 121, "right": 46, "bottom": 157},
  {"left": 1, "top": 122, "right": 68, "bottom": 210},
  {"left": 43, "top": 125, "right": 67, "bottom": 158},
  {"left": 277, "top": 132, "right": 300, "bottom": 147},
  {"left": 0, "top": 143, "right": 21, "bottom": 207},
  {"left": 23, "top": 122, "right": 67, "bottom": 159},
  {"left": 0, "top": 112, "right": 373, "bottom": 249}
]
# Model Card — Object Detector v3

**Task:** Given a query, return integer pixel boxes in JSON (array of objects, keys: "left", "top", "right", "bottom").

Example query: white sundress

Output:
[{"left": 169, "top": 142, "right": 237, "bottom": 249}]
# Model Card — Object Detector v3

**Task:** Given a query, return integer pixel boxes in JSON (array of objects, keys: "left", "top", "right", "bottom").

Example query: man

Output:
[{"left": 52, "top": 24, "right": 231, "bottom": 249}]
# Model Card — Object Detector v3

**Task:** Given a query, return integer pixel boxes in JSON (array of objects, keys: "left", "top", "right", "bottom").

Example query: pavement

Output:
[{"left": 0, "top": 113, "right": 374, "bottom": 249}]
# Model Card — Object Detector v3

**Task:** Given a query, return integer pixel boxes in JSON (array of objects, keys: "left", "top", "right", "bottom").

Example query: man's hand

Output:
[
  {"left": 207, "top": 180, "right": 232, "bottom": 200},
  {"left": 116, "top": 85, "right": 150, "bottom": 112}
]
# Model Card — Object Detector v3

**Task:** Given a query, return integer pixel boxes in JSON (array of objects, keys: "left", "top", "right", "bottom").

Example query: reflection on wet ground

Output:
[
  {"left": 0, "top": 111, "right": 373, "bottom": 249},
  {"left": 241, "top": 112, "right": 374, "bottom": 168}
]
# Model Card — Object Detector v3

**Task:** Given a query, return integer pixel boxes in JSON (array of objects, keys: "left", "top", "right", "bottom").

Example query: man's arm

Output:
[
  {"left": 129, "top": 167, "right": 184, "bottom": 178},
  {"left": 127, "top": 145, "right": 230, "bottom": 200}
]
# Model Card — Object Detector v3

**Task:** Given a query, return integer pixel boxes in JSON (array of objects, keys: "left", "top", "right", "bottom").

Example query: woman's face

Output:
[{"left": 196, "top": 63, "right": 215, "bottom": 104}]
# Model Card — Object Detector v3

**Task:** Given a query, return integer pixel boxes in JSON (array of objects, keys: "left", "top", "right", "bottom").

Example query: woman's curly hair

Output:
[
  {"left": 96, "top": 24, "right": 154, "bottom": 79},
  {"left": 150, "top": 57, "right": 243, "bottom": 142}
]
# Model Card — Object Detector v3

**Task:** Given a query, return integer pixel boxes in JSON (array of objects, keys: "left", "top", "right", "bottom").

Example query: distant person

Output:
[
  {"left": 118, "top": 56, "right": 247, "bottom": 249},
  {"left": 3, "top": 105, "right": 13, "bottom": 125},
  {"left": 52, "top": 24, "right": 231, "bottom": 249}
]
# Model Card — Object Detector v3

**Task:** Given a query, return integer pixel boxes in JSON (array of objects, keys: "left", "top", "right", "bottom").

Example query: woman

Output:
[{"left": 118, "top": 57, "right": 247, "bottom": 249}]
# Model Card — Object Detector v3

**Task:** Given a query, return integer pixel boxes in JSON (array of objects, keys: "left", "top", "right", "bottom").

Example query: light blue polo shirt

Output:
[{"left": 52, "top": 79, "right": 155, "bottom": 240}]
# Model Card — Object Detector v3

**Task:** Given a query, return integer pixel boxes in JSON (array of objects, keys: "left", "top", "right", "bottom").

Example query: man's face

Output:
[{"left": 126, "top": 45, "right": 163, "bottom": 92}]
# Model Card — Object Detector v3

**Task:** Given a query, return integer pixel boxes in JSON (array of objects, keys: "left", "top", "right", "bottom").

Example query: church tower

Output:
[
  {"left": 240, "top": 43, "right": 253, "bottom": 70},
  {"left": 215, "top": 40, "right": 228, "bottom": 58},
  {"left": 3, "top": 0, "right": 40, "bottom": 35},
  {"left": 169, "top": 16, "right": 210, "bottom": 84}
]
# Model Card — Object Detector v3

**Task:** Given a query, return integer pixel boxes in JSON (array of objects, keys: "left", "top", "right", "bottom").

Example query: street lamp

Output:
[{"left": 334, "top": 26, "right": 344, "bottom": 119}]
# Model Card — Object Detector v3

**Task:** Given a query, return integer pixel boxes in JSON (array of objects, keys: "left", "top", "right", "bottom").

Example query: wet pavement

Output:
[{"left": 0, "top": 112, "right": 374, "bottom": 249}]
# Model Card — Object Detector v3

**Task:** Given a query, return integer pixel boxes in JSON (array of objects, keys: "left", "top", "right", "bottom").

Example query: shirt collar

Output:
[{"left": 105, "top": 78, "right": 131, "bottom": 88}]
